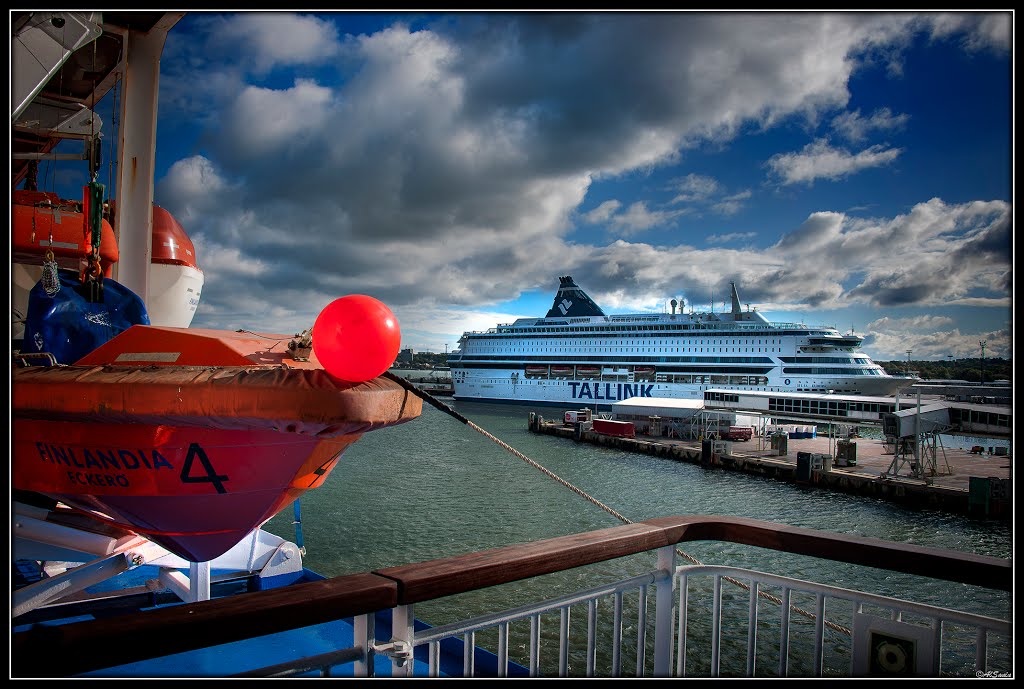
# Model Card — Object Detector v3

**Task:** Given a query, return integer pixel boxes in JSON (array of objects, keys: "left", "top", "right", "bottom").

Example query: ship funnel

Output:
[{"left": 544, "top": 276, "right": 606, "bottom": 318}]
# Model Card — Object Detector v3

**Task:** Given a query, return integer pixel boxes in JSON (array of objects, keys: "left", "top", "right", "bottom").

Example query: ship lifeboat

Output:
[
  {"left": 11, "top": 189, "right": 118, "bottom": 272},
  {"left": 551, "top": 365, "right": 574, "bottom": 377},
  {"left": 147, "top": 204, "right": 204, "bottom": 328},
  {"left": 12, "top": 324, "right": 421, "bottom": 563},
  {"left": 525, "top": 365, "right": 549, "bottom": 376},
  {"left": 633, "top": 366, "right": 656, "bottom": 379},
  {"left": 577, "top": 365, "right": 600, "bottom": 378},
  {"left": 12, "top": 192, "right": 204, "bottom": 337}
]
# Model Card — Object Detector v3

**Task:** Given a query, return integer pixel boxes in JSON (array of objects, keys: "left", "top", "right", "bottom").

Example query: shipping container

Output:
[
  {"left": 592, "top": 419, "right": 636, "bottom": 438},
  {"left": 723, "top": 425, "right": 753, "bottom": 441}
]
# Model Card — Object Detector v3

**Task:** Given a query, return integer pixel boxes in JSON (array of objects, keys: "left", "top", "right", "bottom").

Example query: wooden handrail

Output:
[
  {"left": 376, "top": 515, "right": 1011, "bottom": 603},
  {"left": 12, "top": 515, "right": 1012, "bottom": 677},
  {"left": 647, "top": 515, "right": 1012, "bottom": 590},
  {"left": 374, "top": 521, "right": 674, "bottom": 603}
]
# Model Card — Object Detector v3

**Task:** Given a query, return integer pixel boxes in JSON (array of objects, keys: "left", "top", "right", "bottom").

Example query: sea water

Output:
[{"left": 265, "top": 401, "right": 1013, "bottom": 677}]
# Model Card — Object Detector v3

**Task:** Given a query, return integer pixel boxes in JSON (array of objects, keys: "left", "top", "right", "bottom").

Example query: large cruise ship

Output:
[{"left": 449, "top": 276, "right": 912, "bottom": 406}]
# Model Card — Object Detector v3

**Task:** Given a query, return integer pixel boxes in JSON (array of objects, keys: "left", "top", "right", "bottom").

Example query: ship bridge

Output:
[{"left": 805, "top": 334, "right": 863, "bottom": 348}]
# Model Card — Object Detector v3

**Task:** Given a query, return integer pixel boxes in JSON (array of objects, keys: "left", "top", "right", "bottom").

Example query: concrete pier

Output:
[{"left": 528, "top": 415, "right": 1012, "bottom": 520}]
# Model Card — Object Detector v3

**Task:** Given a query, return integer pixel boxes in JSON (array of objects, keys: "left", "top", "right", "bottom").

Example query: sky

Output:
[{"left": 44, "top": 10, "right": 1015, "bottom": 362}]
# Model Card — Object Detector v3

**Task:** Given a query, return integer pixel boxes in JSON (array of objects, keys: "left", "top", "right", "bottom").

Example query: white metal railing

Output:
[
  {"left": 326, "top": 547, "right": 1010, "bottom": 678},
  {"left": 387, "top": 570, "right": 664, "bottom": 678},
  {"left": 673, "top": 564, "right": 1012, "bottom": 677}
]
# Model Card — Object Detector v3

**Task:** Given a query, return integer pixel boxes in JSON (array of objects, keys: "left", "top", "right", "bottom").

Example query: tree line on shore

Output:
[{"left": 877, "top": 357, "right": 1010, "bottom": 383}]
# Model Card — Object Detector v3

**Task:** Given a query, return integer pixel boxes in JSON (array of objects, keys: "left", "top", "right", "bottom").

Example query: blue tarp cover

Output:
[{"left": 21, "top": 269, "right": 149, "bottom": 365}]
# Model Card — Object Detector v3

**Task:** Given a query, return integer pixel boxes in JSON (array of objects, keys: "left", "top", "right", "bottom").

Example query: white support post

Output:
[
  {"left": 636, "top": 584, "right": 648, "bottom": 675},
  {"left": 353, "top": 613, "right": 374, "bottom": 677},
  {"left": 391, "top": 603, "right": 416, "bottom": 677},
  {"left": 653, "top": 545, "right": 676, "bottom": 677},
  {"left": 158, "top": 560, "right": 210, "bottom": 603},
  {"left": 112, "top": 22, "right": 168, "bottom": 302},
  {"left": 190, "top": 560, "right": 211, "bottom": 602},
  {"left": 914, "top": 392, "right": 922, "bottom": 477}
]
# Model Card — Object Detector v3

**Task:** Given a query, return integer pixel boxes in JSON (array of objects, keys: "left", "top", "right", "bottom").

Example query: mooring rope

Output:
[{"left": 384, "top": 373, "right": 853, "bottom": 637}]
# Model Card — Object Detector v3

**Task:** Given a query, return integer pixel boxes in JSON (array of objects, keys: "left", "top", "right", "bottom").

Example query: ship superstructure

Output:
[{"left": 449, "top": 276, "right": 909, "bottom": 406}]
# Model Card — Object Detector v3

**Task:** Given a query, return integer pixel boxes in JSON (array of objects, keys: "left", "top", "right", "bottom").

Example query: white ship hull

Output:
[
  {"left": 452, "top": 368, "right": 910, "bottom": 407},
  {"left": 147, "top": 262, "right": 204, "bottom": 328}
]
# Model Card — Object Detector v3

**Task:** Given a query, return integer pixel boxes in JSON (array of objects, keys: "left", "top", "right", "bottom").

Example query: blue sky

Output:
[{"left": 47, "top": 11, "right": 1013, "bottom": 361}]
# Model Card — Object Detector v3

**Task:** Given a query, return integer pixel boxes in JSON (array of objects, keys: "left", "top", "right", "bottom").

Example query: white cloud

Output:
[
  {"left": 766, "top": 139, "right": 903, "bottom": 186},
  {"left": 863, "top": 325, "right": 1011, "bottom": 360},
  {"left": 923, "top": 11, "right": 1012, "bottom": 53},
  {"left": 221, "top": 79, "right": 335, "bottom": 157},
  {"left": 831, "top": 107, "right": 909, "bottom": 143},
  {"left": 865, "top": 315, "right": 955, "bottom": 331},
  {"left": 669, "top": 175, "right": 751, "bottom": 216},
  {"left": 215, "top": 12, "right": 341, "bottom": 72},
  {"left": 582, "top": 200, "right": 622, "bottom": 224},
  {"left": 159, "top": 155, "right": 228, "bottom": 201},
  {"left": 669, "top": 173, "right": 721, "bottom": 203},
  {"left": 711, "top": 190, "right": 752, "bottom": 216},
  {"left": 706, "top": 231, "right": 757, "bottom": 245},
  {"left": 607, "top": 202, "right": 684, "bottom": 236}
]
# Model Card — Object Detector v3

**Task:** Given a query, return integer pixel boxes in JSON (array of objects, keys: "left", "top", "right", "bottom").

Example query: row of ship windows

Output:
[
  {"left": 462, "top": 380, "right": 863, "bottom": 394},
  {"left": 779, "top": 356, "right": 872, "bottom": 364},
  {"left": 510, "top": 368, "right": 876, "bottom": 380},
  {"left": 458, "top": 356, "right": 870, "bottom": 367},
  {"left": 475, "top": 339, "right": 783, "bottom": 346},
  {"left": 492, "top": 327, "right": 832, "bottom": 335},
  {"left": 457, "top": 357, "right": 774, "bottom": 365},
  {"left": 472, "top": 380, "right": 781, "bottom": 388},
  {"left": 471, "top": 347, "right": 784, "bottom": 354},
  {"left": 782, "top": 368, "right": 883, "bottom": 376}
]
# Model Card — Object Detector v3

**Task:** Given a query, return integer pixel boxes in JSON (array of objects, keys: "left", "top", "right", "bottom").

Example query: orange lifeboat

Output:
[
  {"left": 12, "top": 325, "right": 421, "bottom": 563},
  {"left": 11, "top": 189, "right": 117, "bottom": 273}
]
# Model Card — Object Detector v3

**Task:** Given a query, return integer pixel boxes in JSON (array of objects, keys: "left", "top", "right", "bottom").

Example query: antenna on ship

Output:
[{"left": 670, "top": 298, "right": 678, "bottom": 315}]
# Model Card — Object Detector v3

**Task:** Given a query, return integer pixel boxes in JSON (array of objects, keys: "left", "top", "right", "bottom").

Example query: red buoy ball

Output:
[{"left": 312, "top": 295, "right": 401, "bottom": 382}]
